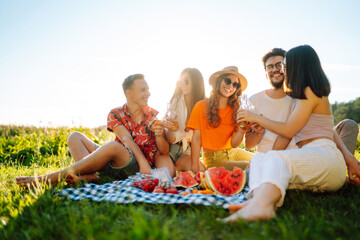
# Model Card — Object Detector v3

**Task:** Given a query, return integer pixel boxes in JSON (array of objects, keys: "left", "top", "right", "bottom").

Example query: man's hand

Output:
[
  {"left": 249, "top": 123, "right": 265, "bottom": 135},
  {"left": 139, "top": 165, "right": 152, "bottom": 175},
  {"left": 152, "top": 124, "right": 165, "bottom": 137},
  {"left": 345, "top": 155, "right": 360, "bottom": 186}
]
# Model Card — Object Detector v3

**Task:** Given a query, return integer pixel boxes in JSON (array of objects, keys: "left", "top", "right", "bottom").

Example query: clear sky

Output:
[{"left": 1, "top": 0, "right": 359, "bottom": 127}]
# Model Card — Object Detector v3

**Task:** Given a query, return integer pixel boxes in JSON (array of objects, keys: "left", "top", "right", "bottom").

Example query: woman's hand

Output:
[
  {"left": 163, "top": 117, "right": 175, "bottom": 131},
  {"left": 237, "top": 110, "right": 260, "bottom": 124}
]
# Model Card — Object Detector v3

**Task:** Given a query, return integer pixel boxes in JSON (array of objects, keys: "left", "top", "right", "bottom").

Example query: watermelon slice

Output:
[
  {"left": 205, "top": 167, "right": 246, "bottom": 196},
  {"left": 173, "top": 171, "right": 199, "bottom": 188},
  {"left": 199, "top": 172, "right": 211, "bottom": 190}
]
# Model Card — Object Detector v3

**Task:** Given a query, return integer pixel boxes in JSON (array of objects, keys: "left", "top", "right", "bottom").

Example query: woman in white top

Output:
[
  {"left": 163, "top": 68, "right": 206, "bottom": 171},
  {"left": 223, "top": 45, "right": 360, "bottom": 222}
]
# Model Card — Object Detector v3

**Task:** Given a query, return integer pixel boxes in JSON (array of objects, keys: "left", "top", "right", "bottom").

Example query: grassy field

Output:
[{"left": 1, "top": 125, "right": 360, "bottom": 239}]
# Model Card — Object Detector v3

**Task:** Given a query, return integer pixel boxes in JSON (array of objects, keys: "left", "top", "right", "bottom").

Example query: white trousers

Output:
[{"left": 249, "top": 139, "right": 347, "bottom": 207}]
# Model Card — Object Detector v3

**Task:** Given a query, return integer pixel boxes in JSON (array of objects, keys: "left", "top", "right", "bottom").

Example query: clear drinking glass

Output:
[
  {"left": 164, "top": 103, "right": 179, "bottom": 131},
  {"left": 237, "top": 94, "right": 255, "bottom": 131}
]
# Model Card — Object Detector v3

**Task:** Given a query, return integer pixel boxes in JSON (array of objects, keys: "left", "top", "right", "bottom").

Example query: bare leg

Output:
[
  {"left": 174, "top": 154, "right": 191, "bottom": 171},
  {"left": 222, "top": 183, "right": 281, "bottom": 222},
  {"left": 67, "top": 131, "right": 99, "bottom": 162},
  {"left": 154, "top": 153, "right": 176, "bottom": 177},
  {"left": 16, "top": 141, "right": 130, "bottom": 187},
  {"left": 67, "top": 131, "right": 101, "bottom": 182}
]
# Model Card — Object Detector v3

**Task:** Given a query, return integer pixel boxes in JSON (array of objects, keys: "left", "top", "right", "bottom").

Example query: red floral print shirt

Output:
[{"left": 107, "top": 104, "right": 158, "bottom": 167}]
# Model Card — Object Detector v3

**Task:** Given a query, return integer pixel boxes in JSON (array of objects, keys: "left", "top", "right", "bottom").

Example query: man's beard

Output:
[{"left": 270, "top": 78, "right": 284, "bottom": 89}]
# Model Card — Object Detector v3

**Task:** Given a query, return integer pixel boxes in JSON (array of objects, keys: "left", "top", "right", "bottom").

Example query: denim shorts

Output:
[
  {"left": 99, "top": 148, "right": 139, "bottom": 180},
  {"left": 168, "top": 143, "right": 191, "bottom": 163}
]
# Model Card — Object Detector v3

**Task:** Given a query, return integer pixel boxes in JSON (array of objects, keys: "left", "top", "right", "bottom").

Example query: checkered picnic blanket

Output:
[{"left": 60, "top": 178, "right": 249, "bottom": 209}]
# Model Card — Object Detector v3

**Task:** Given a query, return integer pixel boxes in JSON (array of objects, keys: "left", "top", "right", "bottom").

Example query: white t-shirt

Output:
[{"left": 249, "top": 90, "right": 297, "bottom": 153}]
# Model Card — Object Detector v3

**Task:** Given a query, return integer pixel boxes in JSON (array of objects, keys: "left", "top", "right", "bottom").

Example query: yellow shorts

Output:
[{"left": 202, "top": 148, "right": 254, "bottom": 170}]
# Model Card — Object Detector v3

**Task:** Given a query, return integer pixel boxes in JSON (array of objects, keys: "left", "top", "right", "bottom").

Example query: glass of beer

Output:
[{"left": 149, "top": 117, "right": 163, "bottom": 131}]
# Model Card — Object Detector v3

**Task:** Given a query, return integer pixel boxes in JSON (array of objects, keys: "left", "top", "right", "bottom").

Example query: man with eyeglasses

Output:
[
  {"left": 245, "top": 48, "right": 298, "bottom": 152},
  {"left": 244, "top": 48, "right": 360, "bottom": 184}
]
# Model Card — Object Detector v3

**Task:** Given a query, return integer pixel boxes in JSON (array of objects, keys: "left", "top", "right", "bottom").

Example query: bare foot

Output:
[
  {"left": 228, "top": 202, "right": 248, "bottom": 214},
  {"left": 16, "top": 176, "right": 44, "bottom": 188},
  {"left": 66, "top": 173, "right": 100, "bottom": 185},
  {"left": 221, "top": 199, "right": 276, "bottom": 222}
]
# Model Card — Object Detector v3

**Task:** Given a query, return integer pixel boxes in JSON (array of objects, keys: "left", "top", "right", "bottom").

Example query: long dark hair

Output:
[
  {"left": 206, "top": 74, "right": 242, "bottom": 128},
  {"left": 285, "top": 45, "right": 331, "bottom": 99},
  {"left": 170, "top": 68, "right": 205, "bottom": 123}
]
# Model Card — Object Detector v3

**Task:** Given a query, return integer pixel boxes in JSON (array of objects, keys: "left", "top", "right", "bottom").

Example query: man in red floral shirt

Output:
[{"left": 16, "top": 74, "right": 173, "bottom": 186}]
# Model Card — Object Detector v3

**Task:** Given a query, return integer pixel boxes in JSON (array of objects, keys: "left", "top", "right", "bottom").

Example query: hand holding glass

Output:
[
  {"left": 164, "top": 103, "right": 179, "bottom": 131},
  {"left": 237, "top": 94, "right": 256, "bottom": 131}
]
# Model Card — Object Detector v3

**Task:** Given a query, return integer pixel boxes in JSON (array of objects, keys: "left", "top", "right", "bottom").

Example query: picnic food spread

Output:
[{"left": 131, "top": 167, "right": 246, "bottom": 196}]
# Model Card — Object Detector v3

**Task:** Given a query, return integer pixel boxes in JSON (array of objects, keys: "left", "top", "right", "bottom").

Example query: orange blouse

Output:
[{"left": 187, "top": 99, "right": 236, "bottom": 150}]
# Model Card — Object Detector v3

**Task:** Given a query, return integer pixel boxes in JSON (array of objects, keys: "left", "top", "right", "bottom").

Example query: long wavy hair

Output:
[
  {"left": 170, "top": 68, "right": 205, "bottom": 124},
  {"left": 206, "top": 73, "right": 242, "bottom": 128}
]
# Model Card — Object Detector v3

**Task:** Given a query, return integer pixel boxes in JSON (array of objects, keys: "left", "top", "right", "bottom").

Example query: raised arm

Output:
[
  {"left": 238, "top": 88, "right": 318, "bottom": 139},
  {"left": 113, "top": 125, "right": 152, "bottom": 174},
  {"left": 152, "top": 124, "right": 170, "bottom": 154}
]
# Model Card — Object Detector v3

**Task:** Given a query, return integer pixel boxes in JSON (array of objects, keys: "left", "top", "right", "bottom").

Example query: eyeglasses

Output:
[
  {"left": 265, "top": 62, "right": 283, "bottom": 72},
  {"left": 178, "top": 79, "right": 190, "bottom": 86},
  {"left": 223, "top": 78, "right": 240, "bottom": 89}
]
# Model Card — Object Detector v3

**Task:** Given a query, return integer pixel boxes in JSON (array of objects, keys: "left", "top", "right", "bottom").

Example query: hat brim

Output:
[{"left": 209, "top": 70, "right": 248, "bottom": 92}]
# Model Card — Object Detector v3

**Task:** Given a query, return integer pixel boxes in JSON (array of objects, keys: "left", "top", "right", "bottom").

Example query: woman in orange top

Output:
[{"left": 187, "top": 66, "right": 254, "bottom": 173}]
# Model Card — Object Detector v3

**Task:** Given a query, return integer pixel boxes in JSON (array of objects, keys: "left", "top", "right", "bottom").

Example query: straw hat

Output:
[{"left": 209, "top": 66, "right": 247, "bottom": 91}]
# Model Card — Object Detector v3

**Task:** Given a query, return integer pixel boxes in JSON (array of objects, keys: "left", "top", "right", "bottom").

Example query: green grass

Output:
[{"left": 1, "top": 125, "right": 360, "bottom": 239}]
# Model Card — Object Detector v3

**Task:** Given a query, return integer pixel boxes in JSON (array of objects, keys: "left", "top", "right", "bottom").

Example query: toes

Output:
[
  {"left": 220, "top": 211, "right": 243, "bottom": 223},
  {"left": 228, "top": 203, "right": 248, "bottom": 214}
]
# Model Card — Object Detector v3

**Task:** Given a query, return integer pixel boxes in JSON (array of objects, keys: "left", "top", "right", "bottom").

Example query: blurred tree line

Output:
[{"left": 332, "top": 97, "right": 360, "bottom": 125}]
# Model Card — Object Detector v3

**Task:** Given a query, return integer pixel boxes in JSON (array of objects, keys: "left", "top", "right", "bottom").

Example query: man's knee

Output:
[
  {"left": 335, "top": 119, "right": 359, "bottom": 134},
  {"left": 105, "top": 141, "right": 128, "bottom": 157}
]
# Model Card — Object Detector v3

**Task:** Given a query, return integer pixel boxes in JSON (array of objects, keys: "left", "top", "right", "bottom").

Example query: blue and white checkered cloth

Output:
[{"left": 60, "top": 178, "right": 249, "bottom": 209}]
